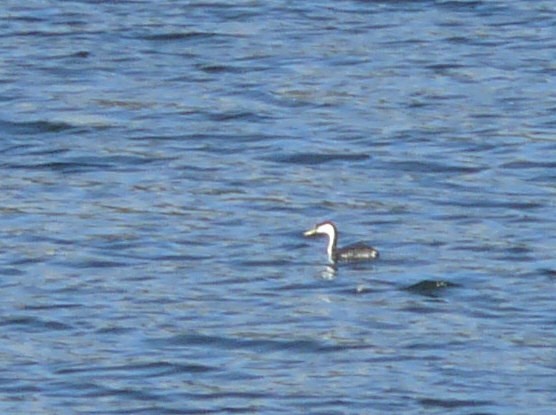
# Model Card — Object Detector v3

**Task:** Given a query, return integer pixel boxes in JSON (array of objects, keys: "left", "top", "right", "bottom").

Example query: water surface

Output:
[{"left": 1, "top": 1, "right": 555, "bottom": 414}]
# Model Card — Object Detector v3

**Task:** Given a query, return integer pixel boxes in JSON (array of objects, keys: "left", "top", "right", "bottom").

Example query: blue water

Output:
[{"left": 1, "top": 1, "right": 556, "bottom": 413}]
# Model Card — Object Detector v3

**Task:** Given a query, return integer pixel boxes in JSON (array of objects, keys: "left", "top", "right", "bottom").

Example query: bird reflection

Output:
[{"left": 320, "top": 264, "right": 337, "bottom": 280}]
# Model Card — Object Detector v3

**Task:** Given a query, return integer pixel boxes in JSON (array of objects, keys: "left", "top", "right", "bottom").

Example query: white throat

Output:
[{"left": 315, "top": 223, "right": 336, "bottom": 262}]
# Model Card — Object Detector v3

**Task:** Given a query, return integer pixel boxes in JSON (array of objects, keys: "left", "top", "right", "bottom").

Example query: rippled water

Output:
[{"left": 1, "top": 1, "right": 556, "bottom": 413}]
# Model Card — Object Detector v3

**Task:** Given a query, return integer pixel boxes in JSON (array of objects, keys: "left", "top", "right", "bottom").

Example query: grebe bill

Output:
[{"left": 304, "top": 221, "right": 379, "bottom": 263}]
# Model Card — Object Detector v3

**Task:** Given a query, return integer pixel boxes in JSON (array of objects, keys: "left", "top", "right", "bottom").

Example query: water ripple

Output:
[
  {"left": 0, "top": 119, "right": 76, "bottom": 134},
  {"left": 153, "top": 332, "right": 360, "bottom": 355},
  {"left": 268, "top": 152, "right": 370, "bottom": 165},
  {"left": 0, "top": 316, "right": 72, "bottom": 331}
]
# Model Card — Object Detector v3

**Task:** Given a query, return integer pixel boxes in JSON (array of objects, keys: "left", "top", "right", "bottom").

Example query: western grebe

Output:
[{"left": 303, "top": 221, "right": 379, "bottom": 263}]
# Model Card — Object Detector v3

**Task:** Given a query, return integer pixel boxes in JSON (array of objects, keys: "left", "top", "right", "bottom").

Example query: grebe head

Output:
[
  {"left": 303, "top": 221, "right": 337, "bottom": 238},
  {"left": 303, "top": 221, "right": 338, "bottom": 262}
]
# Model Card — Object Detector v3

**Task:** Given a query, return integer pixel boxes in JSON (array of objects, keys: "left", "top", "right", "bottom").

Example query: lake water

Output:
[{"left": 1, "top": 1, "right": 556, "bottom": 414}]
